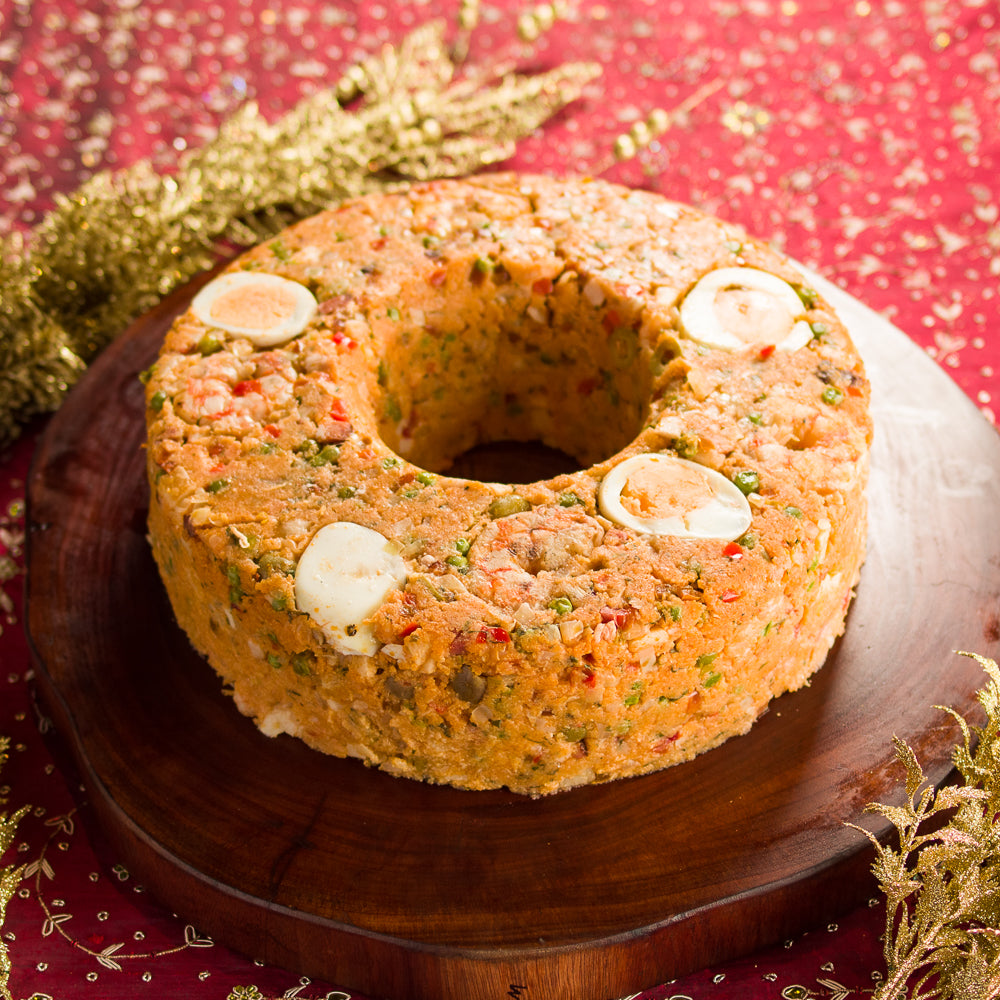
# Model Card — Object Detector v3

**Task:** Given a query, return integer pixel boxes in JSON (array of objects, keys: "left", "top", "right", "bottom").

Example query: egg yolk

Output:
[
  {"left": 209, "top": 282, "right": 299, "bottom": 331},
  {"left": 713, "top": 285, "right": 794, "bottom": 344},
  {"left": 620, "top": 460, "right": 715, "bottom": 518}
]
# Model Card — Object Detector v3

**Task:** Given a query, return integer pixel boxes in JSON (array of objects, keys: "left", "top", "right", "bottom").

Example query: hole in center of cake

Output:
[
  {"left": 446, "top": 440, "right": 582, "bottom": 484},
  {"left": 372, "top": 267, "right": 658, "bottom": 479}
]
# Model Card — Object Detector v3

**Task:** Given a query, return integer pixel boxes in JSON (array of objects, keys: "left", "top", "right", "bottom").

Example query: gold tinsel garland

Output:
[{"left": 0, "top": 16, "right": 600, "bottom": 450}]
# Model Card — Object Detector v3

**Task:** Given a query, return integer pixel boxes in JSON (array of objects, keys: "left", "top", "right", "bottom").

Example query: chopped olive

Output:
[
  {"left": 291, "top": 651, "right": 315, "bottom": 676},
  {"left": 449, "top": 665, "right": 486, "bottom": 704},
  {"left": 488, "top": 495, "right": 531, "bottom": 519},
  {"left": 257, "top": 552, "right": 294, "bottom": 577}
]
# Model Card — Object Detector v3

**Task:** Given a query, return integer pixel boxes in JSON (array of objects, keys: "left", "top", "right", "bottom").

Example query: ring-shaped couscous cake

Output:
[{"left": 144, "top": 173, "right": 871, "bottom": 796}]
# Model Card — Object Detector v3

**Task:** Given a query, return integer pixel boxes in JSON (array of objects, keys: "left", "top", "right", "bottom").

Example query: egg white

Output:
[
  {"left": 598, "top": 453, "right": 752, "bottom": 540},
  {"left": 294, "top": 522, "right": 408, "bottom": 656},
  {"left": 191, "top": 271, "right": 318, "bottom": 348},
  {"left": 679, "top": 266, "right": 812, "bottom": 353}
]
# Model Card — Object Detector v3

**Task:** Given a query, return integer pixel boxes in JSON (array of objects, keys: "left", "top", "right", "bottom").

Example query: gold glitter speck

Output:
[{"left": 721, "top": 101, "right": 772, "bottom": 136}]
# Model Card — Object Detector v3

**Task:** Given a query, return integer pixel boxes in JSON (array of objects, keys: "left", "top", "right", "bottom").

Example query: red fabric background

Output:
[{"left": 2, "top": 1, "right": 998, "bottom": 997}]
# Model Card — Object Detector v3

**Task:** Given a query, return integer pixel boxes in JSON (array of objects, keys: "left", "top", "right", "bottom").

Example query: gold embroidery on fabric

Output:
[{"left": 23, "top": 809, "right": 214, "bottom": 976}]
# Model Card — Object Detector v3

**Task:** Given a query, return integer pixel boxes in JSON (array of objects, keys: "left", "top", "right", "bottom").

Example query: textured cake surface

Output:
[{"left": 144, "top": 173, "right": 871, "bottom": 795}]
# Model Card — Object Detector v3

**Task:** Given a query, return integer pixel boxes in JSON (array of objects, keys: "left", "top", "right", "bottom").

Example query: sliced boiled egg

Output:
[
  {"left": 679, "top": 267, "right": 812, "bottom": 353},
  {"left": 598, "top": 453, "right": 752, "bottom": 540},
  {"left": 294, "top": 522, "right": 408, "bottom": 656},
  {"left": 191, "top": 271, "right": 317, "bottom": 348}
]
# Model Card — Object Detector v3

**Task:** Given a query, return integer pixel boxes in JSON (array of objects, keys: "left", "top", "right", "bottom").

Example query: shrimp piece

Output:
[
  {"left": 178, "top": 351, "right": 294, "bottom": 432},
  {"left": 467, "top": 507, "right": 604, "bottom": 605},
  {"left": 179, "top": 376, "right": 234, "bottom": 422},
  {"left": 295, "top": 372, "right": 353, "bottom": 443}
]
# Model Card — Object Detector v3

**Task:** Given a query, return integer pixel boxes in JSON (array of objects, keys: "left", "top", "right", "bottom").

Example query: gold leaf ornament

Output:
[
  {"left": 0, "top": 15, "right": 600, "bottom": 449},
  {"left": 854, "top": 653, "right": 1000, "bottom": 1000}
]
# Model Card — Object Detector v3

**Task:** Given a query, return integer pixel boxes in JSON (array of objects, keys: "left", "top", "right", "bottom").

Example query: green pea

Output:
[
  {"left": 821, "top": 386, "right": 844, "bottom": 406},
  {"left": 197, "top": 333, "right": 223, "bottom": 356},
  {"left": 548, "top": 597, "right": 573, "bottom": 615},
  {"left": 308, "top": 445, "right": 340, "bottom": 466},
  {"left": 732, "top": 470, "right": 760, "bottom": 495},
  {"left": 696, "top": 651, "right": 719, "bottom": 671},
  {"left": 796, "top": 286, "right": 819, "bottom": 309}
]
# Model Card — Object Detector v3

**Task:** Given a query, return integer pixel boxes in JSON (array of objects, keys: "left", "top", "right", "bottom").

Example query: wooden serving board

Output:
[{"left": 26, "top": 270, "right": 1000, "bottom": 1000}]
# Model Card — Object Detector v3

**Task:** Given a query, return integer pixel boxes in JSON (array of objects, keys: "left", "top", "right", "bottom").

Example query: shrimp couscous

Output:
[{"left": 144, "top": 174, "right": 871, "bottom": 795}]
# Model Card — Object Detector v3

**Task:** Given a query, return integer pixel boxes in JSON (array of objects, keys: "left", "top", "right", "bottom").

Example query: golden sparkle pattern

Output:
[{"left": 2, "top": 0, "right": 1000, "bottom": 997}]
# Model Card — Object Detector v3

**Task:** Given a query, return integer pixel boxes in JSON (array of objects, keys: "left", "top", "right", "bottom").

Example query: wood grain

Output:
[{"left": 25, "top": 271, "right": 1000, "bottom": 1000}]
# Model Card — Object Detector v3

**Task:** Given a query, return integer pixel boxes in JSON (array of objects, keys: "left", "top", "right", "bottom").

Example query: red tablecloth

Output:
[{"left": 2, "top": 1, "right": 997, "bottom": 998}]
